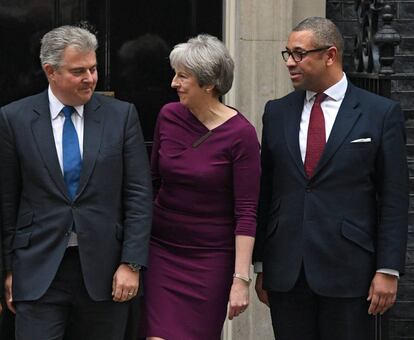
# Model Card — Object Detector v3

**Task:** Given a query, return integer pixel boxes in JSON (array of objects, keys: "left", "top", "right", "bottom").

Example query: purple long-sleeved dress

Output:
[{"left": 141, "top": 102, "right": 260, "bottom": 339}]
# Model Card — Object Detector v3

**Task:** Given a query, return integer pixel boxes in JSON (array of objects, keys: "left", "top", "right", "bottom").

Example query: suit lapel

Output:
[
  {"left": 284, "top": 90, "right": 307, "bottom": 177},
  {"left": 76, "top": 95, "right": 103, "bottom": 198},
  {"left": 312, "top": 83, "right": 362, "bottom": 177},
  {"left": 31, "top": 91, "right": 69, "bottom": 199}
]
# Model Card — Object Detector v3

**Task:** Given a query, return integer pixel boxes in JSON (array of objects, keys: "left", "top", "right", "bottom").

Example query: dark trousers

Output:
[
  {"left": 0, "top": 307, "right": 15, "bottom": 339},
  {"left": 124, "top": 297, "right": 143, "bottom": 340},
  {"left": 268, "top": 268, "right": 375, "bottom": 340},
  {"left": 15, "top": 247, "right": 130, "bottom": 340}
]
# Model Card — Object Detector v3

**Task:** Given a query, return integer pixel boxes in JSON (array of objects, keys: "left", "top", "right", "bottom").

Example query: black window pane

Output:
[
  {"left": 0, "top": 0, "right": 223, "bottom": 143},
  {"left": 108, "top": 0, "right": 223, "bottom": 141},
  {"left": 0, "top": 1, "right": 54, "bottom": 106}
]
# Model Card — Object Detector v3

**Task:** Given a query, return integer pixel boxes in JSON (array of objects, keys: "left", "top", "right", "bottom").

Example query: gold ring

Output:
[{"left": 128, "top": 292, "right": 133, "bottom": 296}]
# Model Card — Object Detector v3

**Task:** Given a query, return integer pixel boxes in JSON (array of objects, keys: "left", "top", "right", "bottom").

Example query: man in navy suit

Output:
[
  {"left": 0, "top": 25, "right": 152, "bottom": 340},
  {"left": 253, "top": 17, "right": 408, "bottom": 339}
]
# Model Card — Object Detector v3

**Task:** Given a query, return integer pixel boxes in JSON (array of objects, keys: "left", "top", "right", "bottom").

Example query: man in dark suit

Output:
[
  {"left": 253, "top": 17, "right": 408, "bottom": 340},
  {"left": 0, "top": 25, "right": 152, "bottom": 340}
]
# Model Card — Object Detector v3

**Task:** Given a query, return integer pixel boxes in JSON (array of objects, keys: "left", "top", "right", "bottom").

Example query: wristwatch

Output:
[{"left": 125, "top": 263, "right": 141, "bottom": 272}]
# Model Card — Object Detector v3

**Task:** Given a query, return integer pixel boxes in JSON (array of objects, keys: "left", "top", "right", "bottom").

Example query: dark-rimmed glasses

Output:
[{"left": 281, "top": 46, "right": 332, "bottom": 62}]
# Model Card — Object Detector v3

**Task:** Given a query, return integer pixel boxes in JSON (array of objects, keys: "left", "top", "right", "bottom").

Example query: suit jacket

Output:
[
  {"left": 0, "top": 90, "right": 152, "bottom": 301},
  {"left": 253, "top": 82, "right": 409, "bottom": 298}
]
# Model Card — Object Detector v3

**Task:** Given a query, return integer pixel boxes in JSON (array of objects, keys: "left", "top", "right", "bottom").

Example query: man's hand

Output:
[
  {"left": 255, "top": 273, "right": 269, "bottom": 307},
  {"left": 5, "top": 272, "right": 15, "bottom": 313},
  {"left": 367, "top": 272, "right": 398, "bottom": 315},
  {"left": 112, "top": 264, "right": 139, "bottom": 302}
]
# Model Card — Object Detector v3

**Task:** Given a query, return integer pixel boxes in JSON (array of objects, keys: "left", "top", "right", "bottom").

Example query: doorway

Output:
[{"left": 0, "top": 0, "right": 223, "bottom": 143}]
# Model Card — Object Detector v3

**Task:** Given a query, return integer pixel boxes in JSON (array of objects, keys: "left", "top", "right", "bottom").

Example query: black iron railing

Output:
[{"left": 349, "top": 2, "right": 414, "bottom": 339}]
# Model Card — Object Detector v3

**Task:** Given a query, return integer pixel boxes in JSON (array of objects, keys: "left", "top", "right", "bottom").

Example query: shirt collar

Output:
[
  {"left": 306, "top": 73, "right": 348, "bottom": 102},
  {"left": 48, "top": 86, "right": 84, "bottom": 120}
]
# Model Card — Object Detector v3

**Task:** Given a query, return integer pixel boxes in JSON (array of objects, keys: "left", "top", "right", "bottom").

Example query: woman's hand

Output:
[{"left": 228, "top": 278, "right": 249, "bottom": 320}]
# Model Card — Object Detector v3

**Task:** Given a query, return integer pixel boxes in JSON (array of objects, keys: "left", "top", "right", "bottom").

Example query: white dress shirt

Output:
[
  {"left": 48, "top": 87, "right": 84, "bottom": 246},
  {"left": 255, "top": 74, "right": 398, "bottom": 278}
]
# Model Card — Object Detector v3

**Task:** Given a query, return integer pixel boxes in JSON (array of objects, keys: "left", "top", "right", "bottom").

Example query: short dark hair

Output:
[{"left": 293, "top": 17, "right": 344, "bottom": 60}]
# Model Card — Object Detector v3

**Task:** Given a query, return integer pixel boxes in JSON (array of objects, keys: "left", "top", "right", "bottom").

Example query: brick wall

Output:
[{"left": 327, "top": 1, "right": 414, "bottom": 339}]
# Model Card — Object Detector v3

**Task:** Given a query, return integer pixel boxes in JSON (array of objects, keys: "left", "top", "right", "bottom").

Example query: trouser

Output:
[
  {"left": 15, "top": 247, "right": 130, "bottom": 340},
  {"left": 268, "top": 268, "right": 376, "bottom": 340}
]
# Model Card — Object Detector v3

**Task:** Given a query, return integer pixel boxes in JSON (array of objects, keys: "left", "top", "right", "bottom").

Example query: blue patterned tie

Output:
[{"left": 62, "top": 106, "right": 82, "bottom": 200}]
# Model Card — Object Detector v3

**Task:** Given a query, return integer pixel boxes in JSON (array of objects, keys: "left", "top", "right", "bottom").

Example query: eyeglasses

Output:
[{"left": 281, "top": 46, "right": 332, "bottom": 62}]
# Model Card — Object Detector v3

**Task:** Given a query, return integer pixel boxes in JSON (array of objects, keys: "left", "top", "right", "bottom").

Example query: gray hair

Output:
[
  {"left": 169, "top": 34, "right": 234, "bottom": 96},
  {"left": 40, "top": 25, "right": 98, "bottom": 68},
  {"left": 293, "top": 17, "right": 344, "bottom": 60}
]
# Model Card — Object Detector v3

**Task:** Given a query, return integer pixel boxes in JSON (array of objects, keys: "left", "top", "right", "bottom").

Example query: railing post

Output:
[{"left": 373, "top": 4, "right": 400, "bottom": 75}]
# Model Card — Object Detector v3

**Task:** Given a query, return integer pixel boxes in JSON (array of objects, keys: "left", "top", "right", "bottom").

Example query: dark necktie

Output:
[
  {"left": 304, "top": 93, "right": 327, "bottom": 178},
  {"left": 62, "top": 106, "right": 82, "bottom": 200}
]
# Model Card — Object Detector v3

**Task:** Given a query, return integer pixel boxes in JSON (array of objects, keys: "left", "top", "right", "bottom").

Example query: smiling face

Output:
[
  {"left": 285, "top": 30, "right": 331, "bottom": 92},
  {"left": 44, "top": 45, "right": 98, "bottom": 106},
  {"left": 170, "top": 67, "right": 212, "bottom": 108}
]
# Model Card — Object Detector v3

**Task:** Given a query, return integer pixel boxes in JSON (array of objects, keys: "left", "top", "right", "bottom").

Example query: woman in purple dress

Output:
[{"left": 141, "top": 34, "right": 260, "bottom": 340}]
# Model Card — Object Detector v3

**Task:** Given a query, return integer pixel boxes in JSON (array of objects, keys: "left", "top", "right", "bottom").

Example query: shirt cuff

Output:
[
  {"left": 377, "top": 268, "right": 399, "bottom": 278},
  {"left": 254, "top": 262, "right": 263, "bottom": 273}
]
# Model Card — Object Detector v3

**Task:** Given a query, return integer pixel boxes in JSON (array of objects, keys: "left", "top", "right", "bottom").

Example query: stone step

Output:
[
  {"left": 405, "top": 120, "right": 414, "bottom": 128},
  {"left": 401, "top": 262, "right": 414, "bottom": 277},
  {"left": 407, "top": 215, "right": 414, "bottom": 251},
  {"left": 409, "top": 194, "right": 414, "bottom": 212},
  {"left": 389, "top": 319, "right": 414, "bottom": 338},
  {"left": 391, "top": 91, "right": 414, "bottom": 109},
  {"left": 408, "top": 212, "right": 414, "bottom": 228},
  {"left": 404, "top": 110, "right": 414, "bottom": 128},
  {"left": 408, "top": 160, "right": 414, "bottom": 176},
  {"left": 395, "top": 78, "right": 414, "bottom": 92},
  {"left": 407, "top": 128, "right": 414, "bottom": 144},
  {"left": 394, "top": 55, "right": 414, "bottom": 74},
  {"left": 396, "top": 281, "right": 414, "bottom": 300},
  {"left": 407, "top": 144, "right": 414, "bottom": 158},
  {"left": 390, "top": 301, "right": 414, "bottom": 319}
]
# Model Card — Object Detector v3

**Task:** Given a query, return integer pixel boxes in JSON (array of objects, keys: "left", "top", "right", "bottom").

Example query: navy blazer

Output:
[
  {"left": 0, "top": 91, "right": 152, "bottom": 301},
  {"left": 253, "top": 82, "right": 409, "bottom": 298}
]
